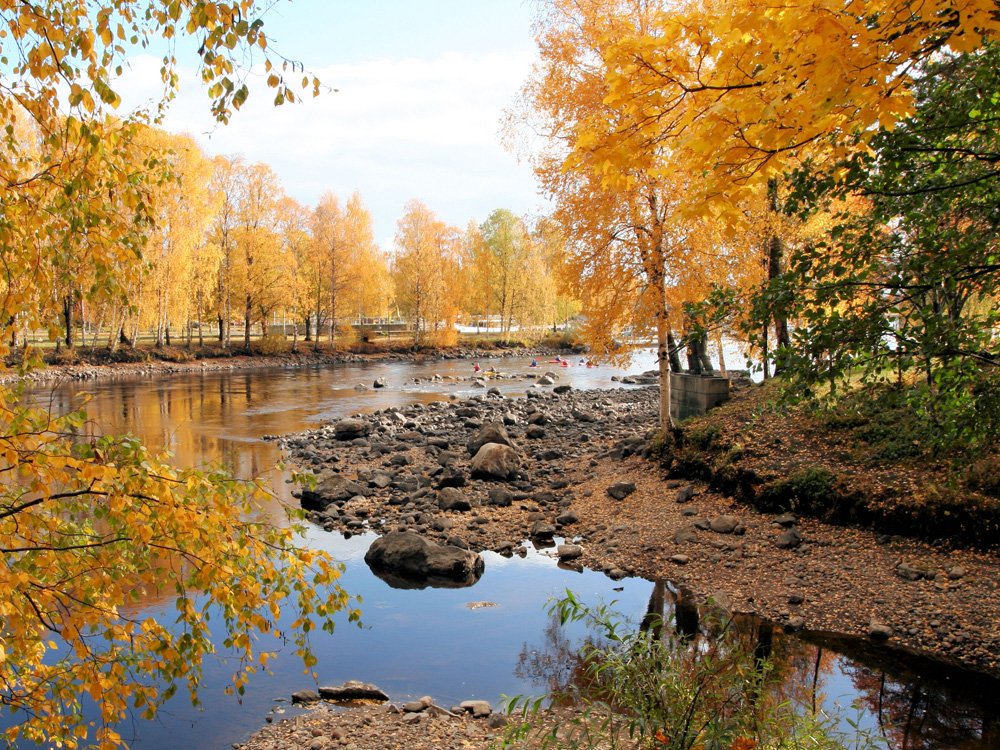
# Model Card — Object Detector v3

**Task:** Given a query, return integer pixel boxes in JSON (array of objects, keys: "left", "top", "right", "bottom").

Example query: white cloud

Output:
[{"left": 113, "top": 50, "right": 547, "bottom": 243}]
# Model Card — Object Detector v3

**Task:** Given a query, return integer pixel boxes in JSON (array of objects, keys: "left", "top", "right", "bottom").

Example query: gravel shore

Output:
[{"left": 243, "top": 372, "right": 1000, "bottom": 750}]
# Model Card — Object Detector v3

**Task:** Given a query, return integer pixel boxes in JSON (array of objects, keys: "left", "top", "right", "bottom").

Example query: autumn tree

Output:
[
  {"left": 584, "top": 0, "right": 1000, "bottom": 218},
  {"left": 209, "top": 155, "right": 245, "bottom": 349},
  {"left": 0, "top": 3, "right": 354, "bottom": 749},
  {"left": 233, "top": 162, "right": 287, "bottom": 347},
  {"left": 393, "top": 200, "right": 462, "bottom": 346},
  {"left": 341, "top": 192, "right": 392, "bottom": 322},
  {"left": 136, "top": 129, "right": 218, "bottom": 347},
  {"left": 276, "top": 196, "right": 312, "bottom": 352},
  {"left": 511, "top": 0, "right": 739, "bottom": 430},
  {"left": 477, "top": 209, "right": 537, "bottom": 338}
]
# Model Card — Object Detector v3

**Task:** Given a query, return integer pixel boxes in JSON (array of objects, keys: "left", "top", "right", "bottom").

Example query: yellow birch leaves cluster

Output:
[{"left": 575, "top": 0, "right": 1000, "bottom": 217}]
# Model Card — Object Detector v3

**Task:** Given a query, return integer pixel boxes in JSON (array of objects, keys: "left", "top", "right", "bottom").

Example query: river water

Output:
[{"left": 18, "top": 353, "right": 1000, "bottom": 750}]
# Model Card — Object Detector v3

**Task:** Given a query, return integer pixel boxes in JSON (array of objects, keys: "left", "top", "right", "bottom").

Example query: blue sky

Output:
[{"left": 118, "top": 0, "right": 545, "bottom": 248}]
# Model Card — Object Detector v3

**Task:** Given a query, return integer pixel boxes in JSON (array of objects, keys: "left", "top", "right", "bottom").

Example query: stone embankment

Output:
[{"left": 273, "top": 368, "right": 1000, "bottom": 679}]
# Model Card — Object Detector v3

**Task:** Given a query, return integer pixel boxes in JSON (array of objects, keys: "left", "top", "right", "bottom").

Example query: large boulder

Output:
[
  {"left": 466, "top": 421, "right": 514, "bottom": 456},
  {"left": 470, "top": 443, "right": 520, "bottom": 480},
  {"left": 300, "top": 474, "right": 369, "bottom": 511},
  {"left": 364, "top": 531, "right": 485, "bottom": 589}
]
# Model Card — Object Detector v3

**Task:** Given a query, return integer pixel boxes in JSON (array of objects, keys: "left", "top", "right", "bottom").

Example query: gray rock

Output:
[
  {"left": 869, "top": 621, "right": 893, "bottom": 640},
  {"left": 557, "top": 544, "right": 583, "bottom": 560},
  {"left": 370, "top": 471, "right": 393, "bottom": 489},
  {"left": 364, "top": 531, "right": 485, "bottom": 589},
  {"left": 291, "top": 689, "right": 321, "bottom": 704},
  {"left": 709, "top": 515, "right": 740, "bottom": 534},
  {"left": 486, "top": 486, "right": 514, "bottom": 507},
  {"left": 436, "top": 467, "right": 469, "bottom": 488},
  {"left": 460, "top": 700, "right": 492, "bottom": 718},
  {"left": 373, "top": 377, "right": 388, "bottom": 388},
  {"left": 318, "top": 681, "right": 389, "bottom": 702},
  {"left": 675, "top": 485, "right": 695, "bottom": 503},
  {"left": 669, "top": 554, "right": 690, "bottom": 565},
  {"left": 466, "top": 421, "right": 514, "bottom": 456},
  {"left": 438, "top": 487, "right": 472, "bottom": 512},
  {"left": 334, "top": 417, "right": 369, "bottom": 440},
  {"left": 553, "top": 384, "right": 573, "bottom": 394},
  {"left": 606, "top": 482, "right": 637, "bottom": 501},
  {"left": 300, "top": 475, "right": 369, "bottom": 511},
  {"left": 896, "top": 562, "right": 929, "bottom": 581},
  {"left": 536, "top": 376, "right": 555, "bottom": 386},
  {"left": 525, "top": 425, "right": 546, "bottom": 439},
  {"left": 403, "top": 701, "right": 425, "bottom": 713},
  {"left": 783, "top": 617, "right": 806, "bottom": 633},
  {"left": 556, "top": 509, "right": 579, "bottom": 525},
  {"left": 775, "top": 529, "right": 803, "bottom": 549},
  {"left": 530, "top": 520, "right": 556, "bottom": 539},
  {"left": 774, "top": 512, "right": 797, "bottom": 527},
  {"left": 948, "top": 566, "right": 967, "bottom": 580},
  {"left": 426, "top": 704, "right": 460, "bottom": 718},
  {"left": 470, "top": 443, "right": 520, "bottom": 480}
]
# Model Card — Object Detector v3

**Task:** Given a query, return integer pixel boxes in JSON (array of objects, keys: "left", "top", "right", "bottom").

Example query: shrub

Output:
[
  {"left": 540, "top": 330, "right": 582, "bottom": 350},
  {"left": 962, "top": 454, "right": 1000, "bottom": 497},
  {"left": 335, "top": 322, "right": 358, "bottom": 349},
  {"left": 502, "top": 593, "right": 886, "bottom": 750},
  {"left": 426, "top": 326, "right": 458, "bottom": 347},
  {"left": 756, "top": 466, "right": 836, "bottom": 514},
  {"left": 683, "top": 424, "right": 721, "bottom": 451},
  {"left": 255, "top": 330, "right": 289, "bottom": 356}
]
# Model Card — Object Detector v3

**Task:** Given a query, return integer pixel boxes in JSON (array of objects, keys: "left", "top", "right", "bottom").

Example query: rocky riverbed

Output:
[{"left": 272, "top": 369, "right": 1000, "bottom": 680}]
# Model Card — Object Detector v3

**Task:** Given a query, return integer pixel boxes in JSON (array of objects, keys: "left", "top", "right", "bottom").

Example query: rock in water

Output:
[
  {"left": 318, "top": 681, "right": 390, "bottom": 702},
  {"left": 364, "top": 531, "right": 485, "bottom": 589}
]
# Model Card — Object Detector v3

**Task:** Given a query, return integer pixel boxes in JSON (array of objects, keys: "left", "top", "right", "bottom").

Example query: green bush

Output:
[
  {"left": 756, "top": 467, "right": 836, "bottom": 514},
  {"left": 683, "top": 424, "right": 721, "bottom": 452},
  {"left": 502, "top": 593, "right": 886, "bottom": 750}
]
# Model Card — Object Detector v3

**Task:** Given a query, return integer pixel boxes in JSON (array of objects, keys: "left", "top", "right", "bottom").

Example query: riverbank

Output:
[
  {"left": 0, "top": 343, "right": 544, "bottom": 385},
  {"left": 274, "top": 374, "right": 1000, "bottom": 679}
]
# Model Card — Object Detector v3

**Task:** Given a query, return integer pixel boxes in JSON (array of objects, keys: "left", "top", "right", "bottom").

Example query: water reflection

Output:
[{"left": 516, "top": 579, "right": 1000, "bottom": 750}]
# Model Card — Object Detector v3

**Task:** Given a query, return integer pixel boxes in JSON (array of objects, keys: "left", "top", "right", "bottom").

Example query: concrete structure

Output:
[{"left": 670, "top": 373, "right": 731, "bottom": 421}]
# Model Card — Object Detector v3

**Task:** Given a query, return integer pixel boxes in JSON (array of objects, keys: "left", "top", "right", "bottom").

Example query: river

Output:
[{"left": 16, "top": 353, "right": 1000, "bottom": 750}]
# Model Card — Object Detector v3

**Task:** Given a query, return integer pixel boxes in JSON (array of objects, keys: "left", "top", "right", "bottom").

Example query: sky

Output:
[{"left": 116, "top": 0, "right": 547, "bottom": 250}]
